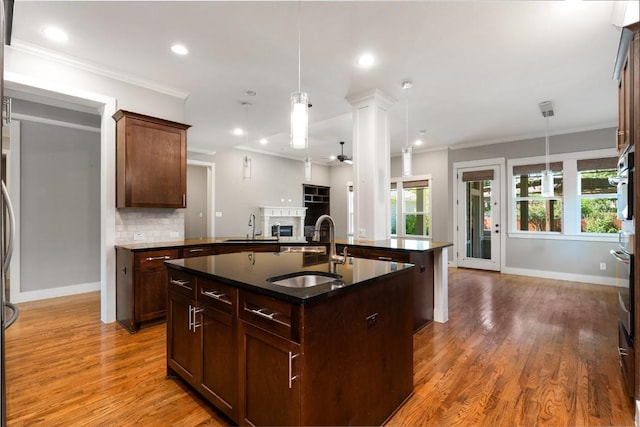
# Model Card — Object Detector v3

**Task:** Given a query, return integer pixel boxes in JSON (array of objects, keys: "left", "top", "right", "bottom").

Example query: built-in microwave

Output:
[{"left": 609, "top": 145, "right": 634, "bottom": 221}]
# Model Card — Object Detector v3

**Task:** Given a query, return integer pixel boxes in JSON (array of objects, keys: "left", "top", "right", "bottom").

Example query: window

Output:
[
  {"left": 513, "top": 162, "right": 563, "bottom": 232},
  {"left": 578, "top": 158, "right": 619, "bottom": 234},
  {"left": 390, "top": 176, "right": 431, "bottom": 239},
  {"left": 508, "top": 150, "right": 619, "bottom": 240}
]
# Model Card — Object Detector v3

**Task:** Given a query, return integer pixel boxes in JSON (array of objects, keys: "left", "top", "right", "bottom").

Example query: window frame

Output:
[
  {"left": 507, "top": 148, "right": 618, "bottom": 242},
  {"left": 390, "top": 174, "right": 432, "bottom": 240}
]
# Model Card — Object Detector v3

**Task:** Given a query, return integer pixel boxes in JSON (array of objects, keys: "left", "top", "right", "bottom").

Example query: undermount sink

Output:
[
  {"left": 223, "top": 238, "right": 279, "bottom": 243},
  {"left": 279, "top": 246, "right": 326, "bottom": 254},
  {"left": 267, "top": 271, "right": 342, "bottom": 288}
]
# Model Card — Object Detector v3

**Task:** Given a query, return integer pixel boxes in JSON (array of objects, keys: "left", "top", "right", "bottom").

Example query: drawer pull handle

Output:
[
  {"left": 377, "top": 256, "right": 393, "bottom": 261},
  {"left": 248, "top": 307, "right": 277, "bottom": 320},
  {"left": 170, "top": 279, "right": 193, "bottom": 290},
  {"left": 188, "top": 248, "right": 204, "bottom": 253},
  {"left": 288, "top": 352, "right": 299, "bottom": 389},
  {"left": 618, "top": 347, "right": 629, "bottom": 357},
  {"left": 202, "top": 290, "right": 232, "bottom": 305},
  {"left": 146, "top": 255, "right": 171, "bottom": 261}
]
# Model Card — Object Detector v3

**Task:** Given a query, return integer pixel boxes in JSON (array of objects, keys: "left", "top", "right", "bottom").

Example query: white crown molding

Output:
[{"left": 9, "top": 39, "right": 191, "bottom": 100}]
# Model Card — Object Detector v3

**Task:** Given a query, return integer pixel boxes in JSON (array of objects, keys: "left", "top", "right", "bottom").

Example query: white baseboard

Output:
[
  {"left": 501, "top": 267, "right": 618, "bottom": 287},
  {"left": 635, "top": 399, "right": 639, "bottom": 427},
  {"left": 10, "top": 281, "right": 100, "bottom": 304}
]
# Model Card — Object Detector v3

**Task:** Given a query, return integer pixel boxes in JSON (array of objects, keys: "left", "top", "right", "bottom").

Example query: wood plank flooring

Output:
[{"left": 5, "top": 268, "right": 635, "bottom": 426}]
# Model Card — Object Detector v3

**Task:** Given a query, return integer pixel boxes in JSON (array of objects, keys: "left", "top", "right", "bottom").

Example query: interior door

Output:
[{"left": 456, "top": 165, "right": 501, "bottom": 271}]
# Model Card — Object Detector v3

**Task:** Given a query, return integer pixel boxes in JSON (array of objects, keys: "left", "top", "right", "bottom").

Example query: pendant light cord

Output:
[
  {"left": 544, "top": 116, "right": 550, "bottom": 171},
  {"left": 405, "top": 89, "right": 409, "bottom": 149},
  {"left": 297, "top": 1, "right": 301, "bottom": 93}
]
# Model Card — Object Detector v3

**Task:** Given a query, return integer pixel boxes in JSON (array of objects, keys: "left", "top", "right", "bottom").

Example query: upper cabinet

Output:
[
  {"left": 615, "top": 23, "right": 639, "bottom": 153},
  {"left": 113, "top": 110, "right": 191, "bottom": 208}
]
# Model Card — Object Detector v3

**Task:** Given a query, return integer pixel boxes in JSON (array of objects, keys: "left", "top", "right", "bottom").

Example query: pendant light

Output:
[
  {"left": 242, "top": 102, "right": 252, "bottom": 181},
  {"left": 290, "top": 2, "right": 308, "bottom": 149},
  {"left": 304, "top": 157, "right": 312, "bottom": 182},
  {"left": 401, "top": 81, "right": 413, "bottom": 177},
  {"left": 538, "top": 101, "right": 554, "bottom": 197}
]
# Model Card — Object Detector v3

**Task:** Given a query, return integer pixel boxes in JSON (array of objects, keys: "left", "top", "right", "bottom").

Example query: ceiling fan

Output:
[{"left": 336, "top": 141, "right": 353, "bottom": 164}]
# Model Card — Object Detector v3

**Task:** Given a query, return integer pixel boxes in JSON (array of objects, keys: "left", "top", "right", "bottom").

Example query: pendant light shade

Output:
[
  {"left": 304, "top": 157, "right": 312, "bottom": 182},
  {"left": 291, "top": 91, "right": 308, "bottom": 149},
  {"left": 243, "top": 156, "right": 252, "bottom": 181},
  {"left": 539, "top": 101, "right": 554, "bottom": 197},
  {"left": 401, "top": 80, "right": 413, "bottom": 177}
]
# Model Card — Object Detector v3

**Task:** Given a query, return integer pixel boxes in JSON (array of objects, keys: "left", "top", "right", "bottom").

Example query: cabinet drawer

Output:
[
  {"left": 239, "top": 290, "right": 300, "bottom": 342},
  {"left": 344, "top": 246, "right": 410, "bottom": 263},
  {"left": 198, "top": 277, "right": 237, "bottom": 314},
  {"left": 137, "top": 249, "right": 181, "bottom": 272},
  {"left": 182, "top": 245, "right": 213, "bottom": 258},
  {"left": 168, "top": 269, "right": 196, "bottom": 299}
]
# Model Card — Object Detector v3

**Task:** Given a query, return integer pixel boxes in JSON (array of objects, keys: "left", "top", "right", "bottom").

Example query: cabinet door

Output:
[
  {"left": 115, "top": 111, "right": 189, "bottom": 208},
  {"left": 200, "top": 304, "right": 237, "bottom": 420},
  {"left": 137, "top": 269, "right": 169, "bottom": 322},
  {"left": 167, "top": 290, "right": 200, "bottom": 385},
  {"left": 238, "top": 321, "right": 301, "bottom": 426}
]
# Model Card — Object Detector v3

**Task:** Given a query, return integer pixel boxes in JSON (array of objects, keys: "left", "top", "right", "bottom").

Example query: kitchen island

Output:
[{"left": 165, "top": 251, "right": 414, "bottom": 426}]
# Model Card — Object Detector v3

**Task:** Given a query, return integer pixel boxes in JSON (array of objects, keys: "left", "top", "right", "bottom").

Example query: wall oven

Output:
[{"left": 610, "top": 144, "right": 635, "bottom": 397}]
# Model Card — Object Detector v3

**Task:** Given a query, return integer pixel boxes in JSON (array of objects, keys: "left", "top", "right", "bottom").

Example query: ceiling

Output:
[{"left": 9, "top": 1, "right": 626, "bottom": 164}]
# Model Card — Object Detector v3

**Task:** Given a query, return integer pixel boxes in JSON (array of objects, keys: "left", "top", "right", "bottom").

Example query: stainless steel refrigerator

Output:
[{"left": 1, "top": 1, "right": 16, "bottom": 425}]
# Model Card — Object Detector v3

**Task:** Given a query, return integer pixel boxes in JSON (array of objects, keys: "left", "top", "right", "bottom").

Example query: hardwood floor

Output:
[{"left": 5, "top": 269, "right": 635, "bottom": 426}]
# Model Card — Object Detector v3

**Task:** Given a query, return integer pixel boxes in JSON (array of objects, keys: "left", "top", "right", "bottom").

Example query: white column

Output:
[
  {"left": 346, "top": 89, "right": 396, "bottom": 241},
  {"left": 433, "top": 247, "right": 449, "bottom": 323}
]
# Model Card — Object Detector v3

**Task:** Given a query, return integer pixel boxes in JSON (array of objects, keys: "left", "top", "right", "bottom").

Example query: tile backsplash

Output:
[{"left": 115, "top": 209, "right": 184, "bottom": 244}]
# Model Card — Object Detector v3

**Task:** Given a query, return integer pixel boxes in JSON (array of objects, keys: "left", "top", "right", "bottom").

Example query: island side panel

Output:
[
  {"left": 410, "top": 251, "right": 434, "bottom": 331},
  {"left": 300, "top": 269, "right": 414, "bottom": 426}
]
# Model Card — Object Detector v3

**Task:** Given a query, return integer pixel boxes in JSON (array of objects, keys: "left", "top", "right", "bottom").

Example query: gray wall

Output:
[
  {"left": 20, "top": 120, "right": 100, "bottom": 291},
  {"left": 329, "top": 164, "right": 353, "bottom": 237},
  {"left": 185, "top": 164, "right": 208, "bottom": 239},
  {"left": 449, "top": 127, "right": 618, "bottom": 279},
  {"left": 213, "top": 148, "right": 330, "bottom": 237}
]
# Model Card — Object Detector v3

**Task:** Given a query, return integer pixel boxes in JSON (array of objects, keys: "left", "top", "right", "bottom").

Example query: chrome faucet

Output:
[
  {"left": 312, "top": 214, "right": 346, "bottom": 274},
  {"left": 248, "top": 213, "right": 256, "bottom": 240},
  {"left": 274, "top": 222, "right": 281, "bottom": 241}
]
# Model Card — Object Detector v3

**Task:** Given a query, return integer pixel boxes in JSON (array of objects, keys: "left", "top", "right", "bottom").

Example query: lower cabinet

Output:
[
  {"left": 166, "top": 270, "right": 239, "bottom": 421},
  {"left": 238, "top": 321, "right": 301, "bottom": 426}
]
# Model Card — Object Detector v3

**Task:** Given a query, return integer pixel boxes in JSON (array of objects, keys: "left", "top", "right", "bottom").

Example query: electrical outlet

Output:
[
  {"left": 600, "top": 262, "right": 606, "bottom": 271},
  {"left": 359, "top": 228, "right": 367, "bottom": 238},
  {"left": 215, "top": 211, "right": 223, "bottom": 217},
  {"left": 133, "top": 232, "right": 145, "bottom": 241},
  {"left": 170, "top": 231, "right": 179, "bottom": 238}
]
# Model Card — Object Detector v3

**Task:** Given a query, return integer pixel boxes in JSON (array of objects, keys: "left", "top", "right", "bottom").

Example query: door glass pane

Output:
[
  {"left": 465, "top": 180, "right": 491, "bottom": 259},
  {"left": 390, "top": 188, "right": 397, "bottom": 235},
  {"left": 403, "top": 186, "right": 429, "bottom": 237}
]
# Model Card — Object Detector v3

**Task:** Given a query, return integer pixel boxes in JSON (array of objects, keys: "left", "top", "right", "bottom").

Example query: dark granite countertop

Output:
[
  {"left": 116, "top": 236, "right": 451, "bottom": 253},
  {"left": 165, "top": 251, "right": 414, "bottom": 304}
]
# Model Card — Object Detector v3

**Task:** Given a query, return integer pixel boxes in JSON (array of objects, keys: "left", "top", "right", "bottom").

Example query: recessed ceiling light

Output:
[
  {"left": 356, "top": 53, "right": 375, "bottom": 68},
  {"left": 414, "top": 139, "right": 424, "bottom": 146},
  {"left": 232, "top": 128, "right": 244, "bottom": 136},
  {"left": 43, "top": 27, "right": 68, "bottom": 43},
  {"left": 329, "top": 155, "right": 337, "bottom": 161},
  {"left": 245, "top": 90, "right": 257, "bottom": 97},
  {"left": 171, "top": 44, "right": 188, "bottom": 55},
  {"left": 259, "top": 138, "right": 268, "bottom": 145}
]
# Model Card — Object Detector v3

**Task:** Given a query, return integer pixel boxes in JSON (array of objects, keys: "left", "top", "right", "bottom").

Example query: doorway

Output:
[
  {"left": 185, "top": 161, "right": 215, "bottom": 239},
  {"left": 454, "top": 160, "right": 504, "bottom": 271}
]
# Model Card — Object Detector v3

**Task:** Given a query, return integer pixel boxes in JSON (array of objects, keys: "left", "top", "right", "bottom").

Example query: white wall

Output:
[{"left": 213, "top": 148, "right": 330, "bottom": 237}]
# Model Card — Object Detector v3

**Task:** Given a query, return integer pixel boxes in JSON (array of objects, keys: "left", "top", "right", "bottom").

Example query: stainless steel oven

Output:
[
  {"left": 610, "top": 144, "right": 634, "bottom": 221},
  {"left": 611, "top": 222, "right": 634, "bottom": 338}
]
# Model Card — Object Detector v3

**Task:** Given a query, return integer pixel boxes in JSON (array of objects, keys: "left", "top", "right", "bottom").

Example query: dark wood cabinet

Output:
[
  {"left": 339, "top": 244, "right": 434, "bottom": 331},
  {"left": 238, "top": 320, "right": 301, "bottom": 426},
  {"left": 113, "top": 110, "right": 190, "bottom": 208},
  {"left": 116, "top": 247, "right": 180, "bottom": 333},
  {"left": 116, "top": 243, "right": 280, "bottom": 333},
  {"left": 167, "top": 272, "right": 239, "bottom": 421},
  {"left": 165, "top": 263, "right": 413, "bottom": 426}
]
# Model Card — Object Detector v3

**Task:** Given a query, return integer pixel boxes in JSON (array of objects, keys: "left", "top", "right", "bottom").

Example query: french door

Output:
[{"left": 456, "top": 164, "right": 502, "bottom": 271}]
